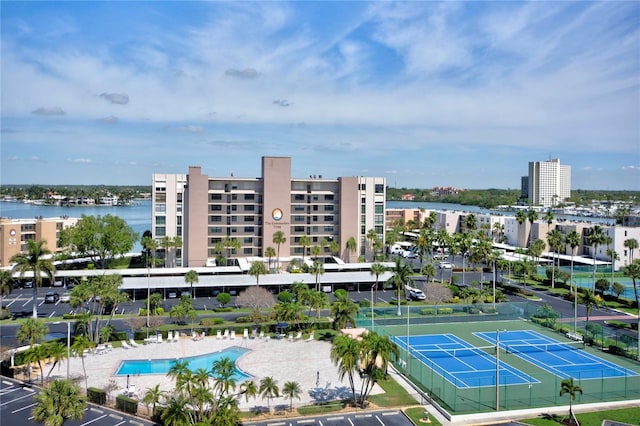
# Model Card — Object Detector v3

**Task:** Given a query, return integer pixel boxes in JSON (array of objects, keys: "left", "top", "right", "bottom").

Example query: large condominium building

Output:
[
  {"left": 152, "top": 157, "right": 386, "bottom": 268},
  {"left": 527, "top": 158, "right": 571, "bottom": 208}
]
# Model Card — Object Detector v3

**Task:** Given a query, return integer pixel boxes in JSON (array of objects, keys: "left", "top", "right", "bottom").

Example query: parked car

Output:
[
  {"left": 168, "top": 291, "right": 177, "bottom": 298},
  {"left": 406, "top": 287, "right": 426, "bottom": 301},
  {"left": 44, "top": 292, "right": 60, "bottom": 304},
  {"left": 438, "top": 262, "right": 454, "bottom": 269},
  {"left": 402, "top": 249, "right": 417, "bottom": 258},
  {"left": 59, "top": 292, "right": 71, "bottom": 303}
]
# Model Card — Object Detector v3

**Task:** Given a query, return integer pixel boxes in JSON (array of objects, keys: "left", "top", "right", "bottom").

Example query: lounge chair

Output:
[
  {"left": 222, "top": 329, "right": 229, "bottom": 339},
  {"left": 305, "top": 333, "right": 314, "bottom": 342},
  {"left": 173, "top": 332, "right": 180, "bottom": 342},
  {"left": 251, "top": 329, "right": 258, "bottom": 339},
  {"left": 230, "top": 330, "right": 236, "bottom": 340},
  {"left": 129, "top": 338, "right": 140, "bottom": 348},
  {"left": 216, "top": 330, "right": 222, "bottom": 339},
  {"left": 287, "top": 333, "right": 293, "bottom": 342},
  {"left": 259, "top": 331, "right": 265, "bottom": 339},
  {"left": 157, "top": 334, "right": 163, "bottom": 343},
  {"left": 243, "top": 329, "right": 249, "bottom": 339},
  {"left": 294, "top": 331, "right": 302, "bottom": 341},
  {"left": 121, "top": 341, "right": 131, "bottom": 349},
  {"left": 201, "top": 331, "right": 206, "bottom": 340},
  {"left": 167, "top": 331, "right": 173, "bottom": 342}
]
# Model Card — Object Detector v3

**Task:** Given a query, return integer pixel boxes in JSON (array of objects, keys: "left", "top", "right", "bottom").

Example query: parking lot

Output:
[{"left": 0, "top": 377, "right": 156, "bottom": 426}]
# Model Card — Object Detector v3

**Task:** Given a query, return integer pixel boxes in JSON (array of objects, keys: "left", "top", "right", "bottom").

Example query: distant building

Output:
[
  {"left": 527, "top": 158, "right": 571, "bottom": 208},
  {"left": 401, "top": 193, "right": 415, "bottom": 201},
  {"left": 431, "top": 186, "right": 463, "bottom": 196},
  {"left": 153, "top": 157, "right": 386, "bottom": 268},
  {"left": 0, "top": 217, "right": 78, "bottom": 267}
]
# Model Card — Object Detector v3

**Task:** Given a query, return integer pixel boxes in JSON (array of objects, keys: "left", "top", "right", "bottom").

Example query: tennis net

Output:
[
  {"left": 415, "top": 345, "right": 495, "bottom": 359},
  {"left": 506, "top": 341, "right": 584, "bottom": 354}
]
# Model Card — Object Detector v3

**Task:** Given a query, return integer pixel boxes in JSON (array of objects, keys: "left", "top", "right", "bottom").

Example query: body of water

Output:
[
  {"left": 0, "top": 200, "right": 151, "bottom": 253},
  {"left": 115, "top": 346, "right": 251, "bottom": 380}
]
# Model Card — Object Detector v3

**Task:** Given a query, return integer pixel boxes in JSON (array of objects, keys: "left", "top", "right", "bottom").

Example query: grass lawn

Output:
[
  {"left": 368, "top": 376, "right": 420, "bottom": 407},
  {"left": 521, "top": 407, "right": 640, "bottom": 426}
]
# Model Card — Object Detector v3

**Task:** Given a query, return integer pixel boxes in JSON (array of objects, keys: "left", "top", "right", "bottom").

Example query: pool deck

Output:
[{"left": 53, "top": 332, "right": 381, "bottom": 411}]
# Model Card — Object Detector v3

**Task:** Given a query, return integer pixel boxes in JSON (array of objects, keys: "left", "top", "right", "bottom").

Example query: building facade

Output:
[
  {"left": 155, "top": 157, "right": 386, "bottom": 268},
  {"left": 0, "top": 217, "right": 78, "bottom": 267},
  {"left": 527, "top": 158, "right": 571, "bottom": 208}
]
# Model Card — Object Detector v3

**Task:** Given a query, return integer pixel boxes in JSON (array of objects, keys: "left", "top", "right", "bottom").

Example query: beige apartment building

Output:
[
  {"left": 153, "top": 157, "right": 386, "bottom": 268},
  {"left": 0, "top": 217, "right": 78, "bottom": 267}
]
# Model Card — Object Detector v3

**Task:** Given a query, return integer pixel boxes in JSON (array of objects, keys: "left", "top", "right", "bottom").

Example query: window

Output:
[
  {"left": 324, "top": 226, "right": 334, "bottom": 232},
  {"left": 210, "top": 227, "right": 222, "bottom": 234},
  {"left": 177, "top": 227, "right": 182, "bottom": 236},
  {"left": 324, "top": 215, "right": 334, "bottom": 221},
  {"left": 155, "top": 226, "right": 166, "bottom": 237},
  {"left": 231, "top": 194, "right": 238, "bottom": 200},
  {"left": 324, "top": 194, "right": 334, "bottom": 201},
  {"left": 293, "top": 215, "right": 305, "bottom": 222},
  {"left": 177, "top": 193, "right": 182, "bottom": 202},
  {"left": 294, "top": 226, "right": 305, "bottom": 232},
  {"left": 210, "top": 205, "right": 222, "bottom": 211},
  {"left": 245, "top": 216, "right": 254, "bottom": 222},
  {"left": 231, "top": 227, "right": 237, "bottom": 233},
  {"left": 155, "top": 203, "right": 166, "bottom": 213},
  {"left": 155, "top": 216, "right": 166, "bottom": 225},
  {"left": 244, "top": 226, "right": 255, "bottom": 232},
  {"left": 244, "top": 237, "right": 252, "bottom": 244},
  {"left": 313, "top": 205, "right": 318, "bottom": 211},
  {"left": 324, "top": 205, "right": 334, "bottom": 211},
  {"left": 375, "top": 184, "right": 384, "bottom": 194},
  {"left": 232, "top": 216, "right": 238, "bottom": 222},
  {"left": 294, "top": 194, "right": 305, "bottom": 201},
  {"left": 177, "top": 216, "right": 182, "bottom": 225},
  {"left": 211, "top": 194, "right": 222, "bottom": 201},
  {"left": 313, "top": 216, "right": 318, "bottom": 222},
  {"left": 244, "top": 194, "right": 255, "bottom": 200},
  {"left": 211, "top": 216, "right": 222, "bottom": 222},
  {"left": 375, "top": 204, "right": 384, "bottom": 213},
  {"left": 243, "top": 248, "right": 253, "bottom": 255},
  {"left": 244, "top": 205, "right": 254, "bottom": 211}
]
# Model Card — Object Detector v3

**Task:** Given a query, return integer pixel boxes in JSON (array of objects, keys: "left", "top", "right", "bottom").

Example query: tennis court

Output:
[
  {"left": 391, "top": 333, "right": 539, "bottom": 388},
  {"left": 475, "top": 330, "right": 640, "bottom": 380}
]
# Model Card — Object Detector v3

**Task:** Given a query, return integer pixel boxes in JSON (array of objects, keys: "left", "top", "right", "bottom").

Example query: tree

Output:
[
  {"left": 595, "top": 278, "right": 610, "bottom": 296},
  {"left": 390, "top": 259, "right": 413, "bottom": 316},
  {"left": 142, "top": 384, "right": 166, "bottom": 419},
  {"left": 330, "top": 334, "right": 360, "bottom": 405},
  {"left": 544, "top": 209, "right": 554, "bottom": 227},
  {"left": 586, "top": 225, "right": 608, "bottom": 292},
  {"left": 421, "top": 263, "right": 436, "bottom": 283},
  {"left": 366, "top": 229, "right": 378, "bottom": 261},
  {"left": 330, "top": 291, "right": 359, "bottom": 330},
  {"left": 623, "top": 260, "right": 640, "bottom": 361},
  {"left": 71, "top": 335, "right": 95, "bottom": 391},
  {"left": 370, "top": 263, "right": 386, "bottom": 303},
  {"left": 11, "top": 239, "right": 56, "bottom": 319},
  {"left": 24, "top": 343, "right": 49, "bottom": 385},
  {"left": 272, "top": 231, "right": 286, "bottom": 272},
  {"left": 580, "top": 289, "right": 599, "bottom": 335},
  {"left": 0, "top": 269, "right": 13, "bottom": 309},
  {"left": 624, "top": 238, "right": 638, "bottom": 263},
  {"left": 216, "top": 292, "right": 231, "bottom": 307},
  {"left": 358, "top": 332, "right": 400, "bottom": 405},
  {"left": 309, "top": 260, "right": 325, "bottom": 292},
  {"left": 559, "top": 377, "right": 582, "bottom": 425},
  {"left": 515, "top": 209, "right": 527, "bottom": 246},
  {"left": 236, "top": 286, "right": 276, "bottom": 324},
  {"left": 547, "top": 229, "right": 563, "bottom": 289},
  {"left": 259, "top": 376, "right": 279, "bottom": 412},
  {"left": 32, "top": 379, "right": 86, "bottom": 426},
  {"left": 184, "top": 269, "right": 198, "bottom": 299},
  {"left": 141, "top": 231, "right": 158, "bottom": 268},
  {"left": 265, "top": 246, "right": 276, "bottom": 272},
  {"left": 345, "top": 237, "right": 357, "bottom": 263},
  {"left": 59, "top": 214, "right": 137, "bottom": 269},
  {"left": 45, "top": 342, "right": 68, "bottom": 378},
  {"left": 526, "top": 209, "right": 538, "bottom": 247},
  {"left": 248, "top": 261, "right": 268, "bottom": 285},
  {"left": 222, "top": 237, "right": 241, "bottom": 266},
  {"left": 611, "top": 282, "right": 625, "bottom": 299},
  {"left": 299, "top": 235, "right": 311, "bottom": 262},
  {"left": 565, "top": 230, "right": 581, "bottom": 333},
  {"left": 282, "top": 381, "right": 302, "bottom": 411},
  {"left": 18, "top": 317, "right": 48, "bottom": 348},
  {"left": 70, "top": 274, "right": 124, "bottom": 342}
]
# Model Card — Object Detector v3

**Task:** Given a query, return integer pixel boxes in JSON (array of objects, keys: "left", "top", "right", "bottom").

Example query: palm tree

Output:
[
  {"left": 580, "top": 289, "right": 598, "bottom": 336},
  {"left": 239, "top": 379, "right": 258, "bottom": 403},
  {"left": 606, "top": 248, "right": 619, "bottom": 290},
  {"left": 559, "top": 377, "right": 582, "bottom": 425},
  {"left": 623, "top": 260, "right": 640, "bottom": 360},
  {"left": 330, "top": 292, "right": 359, "bottom": 330},
  {"left": 32, "top": 379, "right": 86, "bottom": 426},
  {"left": 160, "top": 236, "right": 172, "bottom": 268},
  {"left": 212, "top": 357, "right": 237, "bottom": 397},
  {"left": 544, "top": 209, "right": 554, "bottom": 228},
  {"left": 624, "top": 238, "right": 638, "bottom": 263},
  {"left": 465, "top": 213, "right": 477, "bottom": 233},
  {"left": 547, "top": 229, "right": 563, "bottom": 289},
  {"left": 330, "top": 334, "right": 360, "bottom": 405},
  {"left": 421, "top": 263, "right": 436, "bottom": 284},
  {"left": 161, "top": 395, "right": 191, "bottom": 426},
  {"left": 345, "top": 237, "right": 357, "bottom": 263},
  {"left": 492, "top": 222, "right": 505, "bottom": 243},
  {"left": 308, "top": 289, "right": 329, "bottom": 323},
  {"left": 566, "top": 230, "right": 581, "bottom": 334},
  {"left": 0, "top": 269, "right": 13, "bottom": 308},
  {"left": 586, "top": 225, "right": 608, "bottom": 292},
  {"left": 259, "top": 376, "right": 279, "bottom": 412},
  {"left": 25, "top": 344, "right": 49, "bottom": 385},
  {"left": 223, "top": 237, "right": 241, "bottom": 266},
  {"left": 71, "top": 335, "right": 95, "bottom": 391},
  {"left": 526, "top": 209, "right": 538, "bottom": 247},
  {"left": 370, "top": 263, "right": 387, "bottom": 303},
  {"left": 141, "top": 232, "right": 158, "bottom": 268},
  {"left": 265, "top": 246, "right": 276, "bottom": 272},
  {"left": 366, "top": 229, "right": 378, "bottom": 261},
  {"left": 358, "top": 332, "right": 400, "bottom": 406},
  {"left": 18, "top": 317, "right": 48, "bottom": 348},
  {"left": 45, "top": 342, "right": 68, "bottom": 379},
  {"left": 171, "top": 235, "right": 182, "bottom": 268},
  {"left": 272, "top": 231, "right": 286, "bottom": 272},
  {"left": 282, "top": 381, "right": 302, "bottom": 411},
  {"left": 184, "top": 269, "right": 198, "bottom": 299},
  {"left": 309, "top": 260, "right": 324, "bottom": 292},
  {"left": 142, "top": 384, "right": 166, "bottom": 419},
  {"left": 310, "top": 244, "right": 322, "bottom": 262},
  {"left": 515, "top": 209, "right": 528, "bottom": 247},
  {"left": 390, "top": 258, "right": 413, "bottom": 316},
  {"left": 248, "top": 261, "right": 268, "bottom": 285},
  {"left": 11, "top": 239, "right": 56, "bottom": 318},
  {"left": 299, "top": 235, "right": 311, "bottom": 262}
]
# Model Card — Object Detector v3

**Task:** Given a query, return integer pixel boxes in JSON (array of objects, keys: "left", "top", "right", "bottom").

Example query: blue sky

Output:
[{"left": 1, "top": 1, "right": 638, "bottom": 190}]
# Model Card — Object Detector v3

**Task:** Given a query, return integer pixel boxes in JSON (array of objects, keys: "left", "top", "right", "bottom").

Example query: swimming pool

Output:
[{"left": 115, "top": 346, "right": 252, "bottom": 381}]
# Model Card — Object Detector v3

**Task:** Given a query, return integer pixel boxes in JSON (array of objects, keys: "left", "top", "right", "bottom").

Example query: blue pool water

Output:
[{"left": 115, "top": 346, "right": 252, "bottom": 381}]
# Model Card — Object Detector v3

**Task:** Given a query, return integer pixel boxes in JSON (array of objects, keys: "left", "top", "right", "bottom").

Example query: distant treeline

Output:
[
  {"left": 387, "top": 187, "right": 639, "bottom": 209},
  {"left": 0, "top": 184, "right": 151, "bottom": 201}
]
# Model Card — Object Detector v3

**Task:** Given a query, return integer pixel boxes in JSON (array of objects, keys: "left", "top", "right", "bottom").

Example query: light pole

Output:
[
  {"left": 146, "top": 262, "right": 151, "bottom": 339},
  {"left": 54, "top": 321, "right": 71, "bottom": 380},
  {"left": 406, "top": 302, "right": 410, "bottom": 374},
  {"left": 495, "top": 329, "right": 506, "bottom": 411},
  {"left": 370, "top": 285, "right": 374, "bottom": 331}
]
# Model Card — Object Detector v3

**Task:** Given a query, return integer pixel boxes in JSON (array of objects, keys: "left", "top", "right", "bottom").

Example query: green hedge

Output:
[
  {"left": 420, "top": 308, "right": 435, "bottom": 316},
  {"left": 437, "top": 307, "right": 453, "bottom": 315},
  {"left": 235, "top": 316, "right": 251, "bottom": 323},
  {"left": 87, "top": 387, "right": 106, "bottom": 405},
  {"left": 200, "top": 317, "right": 224, "bottom": 326},
  {"left": 116, "top": 394, "right": 138, "bottom": 414},
  {"left": 213, "top": 307, "right": 233, "bottom": 312}
]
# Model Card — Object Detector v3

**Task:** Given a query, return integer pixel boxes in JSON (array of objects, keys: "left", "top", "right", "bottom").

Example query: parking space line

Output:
[
  {"left": 0, "top": 392, "right": 35, "bottom": 407},
  {"left": 22, "top": 298, "right": 32, "bottom": 308},
  {"left": 80, "top": 414, "right": 107, "bottom": 425},
  {"left": 381, "top": 411, "right": 400, "bottom": 416},
  {"left": 11, "top": 402, "right": 37, "bottom": 413},
  {"left": 375, "top": 415, "right": 385, "bottom": 425}
]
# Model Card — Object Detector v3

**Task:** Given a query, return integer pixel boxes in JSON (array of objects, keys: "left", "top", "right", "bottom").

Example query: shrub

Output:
[
  {"left": 359, "top": 300, "right": 371, "bottom": 308},
  {"left": 87, "top": 387, "right": 106, "bottom": 405},
  {"left": 420, "top": 308, "right": 435, "bottom": 316},
  {"left": 200, "top": 317, "right": 224, "bottom": 326},
  {"left": 437, "top": 307, "right": 453, "bottom": 315},
  {"left": 116, "top": 394, "right": 138, "bottom": 414},
  {"left": 235, "top": 316, "right": 251, "bottom": 323},
  {"left": 213, "top": 307, "right": 233, "bottom": 313}
]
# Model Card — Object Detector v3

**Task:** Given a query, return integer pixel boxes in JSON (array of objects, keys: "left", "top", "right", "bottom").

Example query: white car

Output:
[
  {"left": 402, "top": 250, "right": 417, "bottom": 258},
  {"left": 59, "top": 292, "right": 71, "bottom": 303},
  {"left": 438, "top": 262, "right": 454, "bottom": 269}
]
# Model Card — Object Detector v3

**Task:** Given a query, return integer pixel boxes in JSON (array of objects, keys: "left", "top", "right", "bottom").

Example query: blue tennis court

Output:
[
  {"left": 475, "top": 330, "right": 639, "bottom": 380},
  {"left": 392, "top": 333, "right": 538, "bottom": 389}
]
